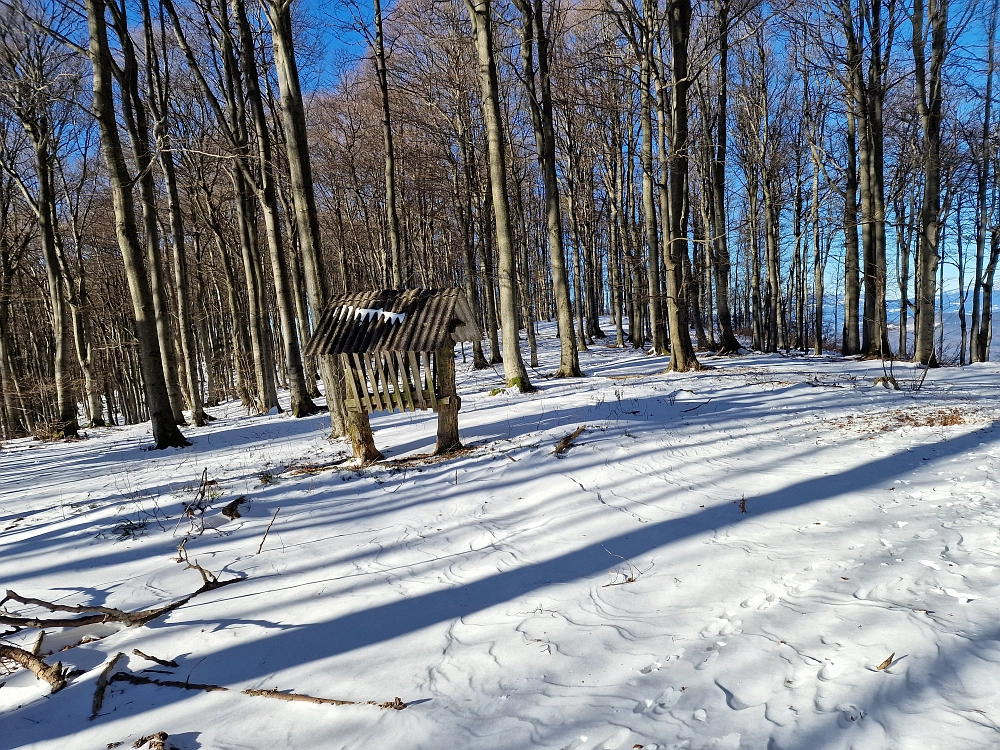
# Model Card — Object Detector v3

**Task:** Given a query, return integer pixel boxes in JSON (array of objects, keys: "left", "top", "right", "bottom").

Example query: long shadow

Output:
[
  {"left": 5, "top": 419, "right": 997, "bottom": 748},
  {"left": 3, "top": 366, "right": 977, "bottom": 588},
  {"left": 0, "top": 380, "right": 854, "bottom": 583}
]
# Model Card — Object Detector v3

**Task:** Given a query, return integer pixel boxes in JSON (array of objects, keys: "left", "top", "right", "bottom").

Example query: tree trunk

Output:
[
  {"left": 372, "top": 0, "right": 404, "bottom": 288},
  {"left": 663, "top": 0, "right": 700, "bottom": 371},
  {"left": 513, "top": 0, "right": 581, "bottom": 376},
  {"left": 434, "top": 343, "right": 462, "bottom": 454},
  {"left": 842, "top": 102, "right": 861, "bottom": 354},
  {"left": 85, "top": 0, "right": 188, "bottom": 449},
  {"left": 267, "top": 0, "right": 367, "bottom": 444},
  {"left": 639, "top": 38, "right": 665, "bottom": 355},
  {"left": 34, "top": 143, "right": 78, "bottom": 437},
  {"left": 465, "top": 0, "right": 533, "bottom": 392},
  {"left": 710, "top": 0, "right": 740, "bottom": 353},
  {"left": 232, "top": 0, "right": 316, "bottom": 415},
  {"left": 973, "top": 0, "right": 997, "bottom": 362},
  {"left": 912, "top": 0, "right": 946, "bottom": 366}
]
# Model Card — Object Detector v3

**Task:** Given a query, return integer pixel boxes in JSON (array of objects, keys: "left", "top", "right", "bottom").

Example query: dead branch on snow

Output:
[{"left": 553, "top": 425, "right": 586, "bottom": 455}]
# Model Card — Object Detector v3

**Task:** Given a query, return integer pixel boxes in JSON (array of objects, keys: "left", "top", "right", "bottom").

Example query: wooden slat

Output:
[
  {"left": 351, "top": 353, "right": 374, "bottom": 412},
  {"left": 423, "top": 351, "right": 437, "bottom": 409},
  {"left": 374, "top": 353, "right": 399, "bottom": 413},
  {"left": 341, "top": 354, "right": 364, "bottom": 413},
  {"left": 408, "top": 351, "right": 427, "bottom": 410},
  {"left": 365, "top": 354, "right": 389, "bottom": 411},
  {"left": 394, "top": 352, "right": 415, "bottom": 411},
  {"left": 385, "top": 353, "right": 407, "bottom": 412}
]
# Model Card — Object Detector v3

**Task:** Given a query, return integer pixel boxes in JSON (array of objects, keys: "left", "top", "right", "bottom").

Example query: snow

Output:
[{"left": 2, "top": 322, "right": 1000, "bottom": 750}]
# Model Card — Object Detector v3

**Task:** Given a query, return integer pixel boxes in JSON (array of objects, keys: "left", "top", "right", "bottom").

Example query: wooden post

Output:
[{"left": 434, "top": 342, "right": 462, "bottom": 454}]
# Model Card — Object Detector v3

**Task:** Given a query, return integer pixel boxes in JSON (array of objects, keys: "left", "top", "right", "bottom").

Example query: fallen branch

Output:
[
  {"left": 109, "top": 671, "right": 407, "bottom": 710},
  {"left": 682, "top": 398, "right": 713, "bottom": 413},
  {"left": 553, "top": 425, "right": 586, "bottom": 456},
  {"left": 132, "top": 649, "right": 179, "bottom": 668},
  {"left": 256, "top": 508, "right": 280, "bottom": 555},
  {"left": 243, "top": 688, "right": 406, "bottom": 709},
  {"left": 133, "top": 732, "right": 168, "bottom": 749},
  {"left": 243, "top": 688, "right": 353, "bottom": 706},
  {"left": 91, "top": 652, "right": 126, "bottom": 718},
  {"left": 599, "top": 545, "right": 650, "bottom": 587},
  {"left": 0, "top": 560, "right": 244, "bottom": 631},
  {"left": 0, "top": 643, "right": 69, "bottom": 692},
  {"left": 110, "top": 672, "right": 227, "bottom": 693}
]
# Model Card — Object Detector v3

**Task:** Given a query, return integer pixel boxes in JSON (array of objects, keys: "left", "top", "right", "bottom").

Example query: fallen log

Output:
[
  {"left": 0, "top": 643, "right": 68, "bottom": 693},
  {"left": 91, "top": 652, "right": 126, "bottom": 718}
]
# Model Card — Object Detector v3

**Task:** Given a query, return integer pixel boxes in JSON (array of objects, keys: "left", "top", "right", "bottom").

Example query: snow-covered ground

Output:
[{"left": 2, "top": 324, "right": 1000, "bottom": 750}]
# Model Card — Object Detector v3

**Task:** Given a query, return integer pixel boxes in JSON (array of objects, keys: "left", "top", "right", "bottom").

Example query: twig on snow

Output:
[
  {"left": 682, "top": 398, "right": 713, "bottom": 413},
  {"left": 132, "top": 649, "right": 179, "bottom": 668},
  {"left": 599, "top": 545, "right": 650, "bottom": 587},
  {"left": 256, "top": 508, "right": 280, "bottom": 555},
  {"left": 109, "top": 672, "right": 407, "bottom": 710},
  {"left": 110, "top": 672, "right": 226, "bottom": 693}
]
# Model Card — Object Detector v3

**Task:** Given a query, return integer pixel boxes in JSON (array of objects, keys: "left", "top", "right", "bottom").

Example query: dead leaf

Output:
[{"left": 877, "top": 653, "right": 895, "bottom": 671}]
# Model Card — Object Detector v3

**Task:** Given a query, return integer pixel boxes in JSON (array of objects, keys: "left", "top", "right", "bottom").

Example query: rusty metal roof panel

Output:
[{"left": 305, "top": 288, "right": 481, "bottom": 355}]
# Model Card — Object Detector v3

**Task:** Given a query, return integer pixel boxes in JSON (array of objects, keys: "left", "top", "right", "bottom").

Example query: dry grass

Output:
[{"left": 833, "top": 407, "right": 968, "bottom": 433}]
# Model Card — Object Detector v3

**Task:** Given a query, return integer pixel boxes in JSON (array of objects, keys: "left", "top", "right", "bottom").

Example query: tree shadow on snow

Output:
[{"left": 4, "top": 417, "right": 999, "bottom": 747}]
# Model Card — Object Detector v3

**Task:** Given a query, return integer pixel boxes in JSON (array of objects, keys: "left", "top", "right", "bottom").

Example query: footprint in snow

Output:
[
  {"left": 819, "top": 661, "right": 845, "bottom": 680},
  {"left": 650, "top": 687, "right": 683, "bottom": 714},
  {"left": 741, "top": 592, "right": 780, "bottom": 610},
  {"left": 700, "top": 617, "right": 741, "bottom": 638},
  {"left": 640, "top": 649, "right": 685, "bottom": 674}
]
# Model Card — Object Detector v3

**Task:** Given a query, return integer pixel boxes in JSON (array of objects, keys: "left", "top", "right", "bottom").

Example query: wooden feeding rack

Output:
[{"left": 305, "top": 288, "right": 481, "bottom": 416}]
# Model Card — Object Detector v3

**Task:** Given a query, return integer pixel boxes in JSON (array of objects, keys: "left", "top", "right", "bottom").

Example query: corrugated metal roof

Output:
[{"left": 305, "top": 288, "right": 482, "bottom": 355}]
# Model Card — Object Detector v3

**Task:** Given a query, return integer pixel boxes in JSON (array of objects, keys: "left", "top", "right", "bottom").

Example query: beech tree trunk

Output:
[
  {"left": 373, "top": 0, "right": 404, "bottom": 288},
  {"left": 663, "top": 0, "right": 699, "bottom": 371},
  {"left": 710, "top": 0, "right": 740, "bottom": 353},
  {"left": 85, "top": 0, "right": 188, "bottom": 449},
  {"left": 912, "top": 0, "right": 946, "bottom": 366},
  {"left": 267, "top": 0, "right": 380, "bottom": 459},
  {"left": 513, "top": 0, "right": 581, "bottom": 376},
  {"left": 465, "top": 0, "right": 533, "bottom": 392}
]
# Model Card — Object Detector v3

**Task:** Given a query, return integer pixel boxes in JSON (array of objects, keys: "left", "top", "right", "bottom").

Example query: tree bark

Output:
[
  {"left": 663, "top": 0, "right": 700, "bottom": 371},
  {"left": 709, "top": 0, "right": 740, "bottom": 353},
  {"left": 85, "top": 0, "right": 189, "bottom": 449},
  {"left": 465, "top": 0, "right": 533, "bottom": 392},
  {"left": 912, "top": 0, "right": 946, "bottom": 366},
  {"left": 513, "top": 0, "right": 581, "bottom": 376},
  {"left": 434, "top": 343, "right": 462, "bottom": 454},
  {"left": 372, "top": 0, "right": 404, "bottom": 288}
]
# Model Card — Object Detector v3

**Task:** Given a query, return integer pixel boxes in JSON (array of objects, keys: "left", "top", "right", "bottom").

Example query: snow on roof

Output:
[{"left": 305, "top": 288, "right": 481, "bottom": 355}]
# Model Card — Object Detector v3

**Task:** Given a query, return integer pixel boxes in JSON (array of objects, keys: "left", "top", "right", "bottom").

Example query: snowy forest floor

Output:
[{"left": 2, "top": 323, "right": 1000, "bottom": 750}]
